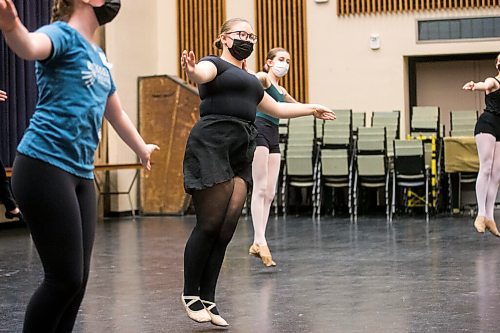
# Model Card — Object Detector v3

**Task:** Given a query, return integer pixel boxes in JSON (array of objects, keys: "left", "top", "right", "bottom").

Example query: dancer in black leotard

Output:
[
  {"left": 463, "top": 53, "right": 500, "bottom": 237},
  {"left": 180, "top": 18, "right": 335, "bottom": 327}
]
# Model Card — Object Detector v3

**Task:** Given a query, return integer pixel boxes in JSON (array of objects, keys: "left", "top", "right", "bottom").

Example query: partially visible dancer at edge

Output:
[
  {"left": 250, "top": 47, "right": 298, "bottom": 267},
  {"left": 0, "top": 0, "right": 159, "bottom": 331},
  {"left": 463, "top": 53, "right": 500, "bottom": 237},
  {"left": 0, "top": 89, "right": 23, "bottom": 222},
  {"left": 180, "top": 18, "right": 335, "bottom": 327}
]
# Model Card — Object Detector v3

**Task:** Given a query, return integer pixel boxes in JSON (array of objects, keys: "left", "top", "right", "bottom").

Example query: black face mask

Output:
[
  {"left": 228, "top": 39, "right": 254, "bottom": 61},
  {"left": 93, "top": 0, "right": 121, "bottom": 26}
]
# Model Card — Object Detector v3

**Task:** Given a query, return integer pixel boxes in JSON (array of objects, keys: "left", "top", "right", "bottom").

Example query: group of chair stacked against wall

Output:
[{"left": 277, "top": 106, "right": 479, "bottom": 220}]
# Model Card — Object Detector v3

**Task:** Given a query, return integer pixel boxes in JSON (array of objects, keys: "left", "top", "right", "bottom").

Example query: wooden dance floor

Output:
[{"left": 1, "top": 214, "right": 500, "bottom": 332}]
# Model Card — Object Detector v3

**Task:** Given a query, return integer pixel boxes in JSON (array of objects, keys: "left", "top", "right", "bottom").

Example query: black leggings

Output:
[
  {"left": 12, "top": 154, "right": 97, "bottom": 333},
  {"left": 0, "top": 158, "right": 17, "bottom": 212}
]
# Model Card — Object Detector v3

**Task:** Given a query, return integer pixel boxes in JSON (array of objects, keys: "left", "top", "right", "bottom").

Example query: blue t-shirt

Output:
[{"left": 17, "top": 21, "right": 116, "bottom": 179}]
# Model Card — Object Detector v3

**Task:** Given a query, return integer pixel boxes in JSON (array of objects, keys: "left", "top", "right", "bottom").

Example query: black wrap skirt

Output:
[{"left": 183, "top": 115, "right": 258, "bottom": 193}]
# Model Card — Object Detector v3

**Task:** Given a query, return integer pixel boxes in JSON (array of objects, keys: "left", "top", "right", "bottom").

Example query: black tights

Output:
[
  {"left": 0, "top": 158, "right": 17, "bottom": 212},
  {"left": 12, "top": 155, "right": 96, "bottom": 333},
  {"left": 183, "top": 177, "right": 248, "bottom": 306}
]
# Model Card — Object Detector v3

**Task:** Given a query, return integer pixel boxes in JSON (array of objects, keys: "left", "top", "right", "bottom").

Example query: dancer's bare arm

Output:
[
  {"left": 254, "top": 72, "right": 271, "bottom": 89},
  {"left": 463, "top": 78, "right": 499, "bottom": 94},
  {"left": 104, "top": 93, "right": 160, "bottom": 170},
  {"left": 0, "top": 0, "right": 51, "bottom": 60},
  {"left": 258, "top": 92, "right": 335, "bottom": 120},
  {"left": 180, "top": 50, "right": 217, "bottom": 85}
]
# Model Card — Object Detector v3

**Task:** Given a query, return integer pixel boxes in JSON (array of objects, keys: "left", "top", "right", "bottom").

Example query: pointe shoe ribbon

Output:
[
  {"left": 201, "top": 300, "right": 229, "bottom": 327},
  {"left": 181, "top": 295, "right": 211, "bottom": 323},
  {"left": 474, "top": 216, "right": 486, "bottom": 233},
  {"left": 485, "top": 218, "right": 500, "bottom": 237}
]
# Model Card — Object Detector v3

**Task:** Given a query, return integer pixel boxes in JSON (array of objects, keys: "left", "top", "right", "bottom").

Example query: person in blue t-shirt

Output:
[{"left": 0, "top": 0, "right": 159, "bottom": 331}]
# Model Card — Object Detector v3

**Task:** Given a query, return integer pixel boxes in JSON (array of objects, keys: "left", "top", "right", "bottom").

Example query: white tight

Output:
[
  {"left": 250, "top": 146, "right": 281, "bottom": 245},
  {"left": 475, "top": 133, "right": 500, "bottom": 220}
]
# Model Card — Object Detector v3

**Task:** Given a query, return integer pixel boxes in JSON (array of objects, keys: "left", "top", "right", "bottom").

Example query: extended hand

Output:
[
  {"left": 140, "top": 144, "right": 160, "bottom": 171},
  {"left": 0, "top": 90, "right": 7, "bottom": 102},
  {"left": 181, "top": 50, "right": 197, "bottom": 75},
  {"left": 313, "top": 105, "right": 336, "bottom": 121},
  {"left": 0, "top": 0, "right": 19, "bottom": 32},
  {"left": 462, "top": 81, "right": 475, "bottom": 90}
]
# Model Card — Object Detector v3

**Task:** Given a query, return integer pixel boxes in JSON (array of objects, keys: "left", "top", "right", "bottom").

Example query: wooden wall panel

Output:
[
  {"left": 177, "top": 0, "right": 226, "bottom": 83},
  {"left": 138, "top": 76, "right": 199, "bottom": 215},
  {"left": 255, "top": 0, "right": 309, "bottom": 103},
  {"left": 338, "top": 0, "right": 499, "bottom": 15}
]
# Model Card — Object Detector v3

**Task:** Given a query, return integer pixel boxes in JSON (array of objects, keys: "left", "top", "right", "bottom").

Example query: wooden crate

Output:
[{"left": 138, "top": 75, "right": 199, "bottom": 215}]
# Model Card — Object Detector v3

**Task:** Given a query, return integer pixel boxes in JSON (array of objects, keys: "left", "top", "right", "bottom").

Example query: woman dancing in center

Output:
[
  {"left": 180, "top": 18, "right": 335, "bottom": 327},
  {"left": 463, "top": 53, "right": 500, "bottom": 237}
]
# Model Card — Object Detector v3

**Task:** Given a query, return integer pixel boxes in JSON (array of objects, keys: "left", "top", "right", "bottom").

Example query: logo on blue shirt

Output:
[{"left": 81, "top": 61, "right": 111, "bottom": 89}]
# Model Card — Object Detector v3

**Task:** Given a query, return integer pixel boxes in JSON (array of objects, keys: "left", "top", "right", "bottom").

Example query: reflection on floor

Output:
[{"left": 1, "top": 214, "right": 500, "bottom": 332}]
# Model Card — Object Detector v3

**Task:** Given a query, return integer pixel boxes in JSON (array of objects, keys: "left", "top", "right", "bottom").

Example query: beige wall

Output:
[
  {"left": 307, "top": 2, "right": 500, "bottom": 135},
  {"left": 106, "top": 0, "right": 500, "bottom": 211},
  {"left": 106, "top": 0, "right": 175, "bottom": 212}
]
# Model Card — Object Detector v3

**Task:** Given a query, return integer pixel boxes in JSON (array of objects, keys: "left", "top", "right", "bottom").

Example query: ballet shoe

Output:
[
  {"left": 249, "top": 244, "right": 276, "bottom": 267},
  {"left": 5, "top": 210, "right": 23, "bottom": 222},
  {"left": 201, "top": 300, "right": 229, "bottom": 327},
  {"left": 249, "top": 244, "right": 260, "bottom": 257},
  {"left": 485, "top": 218, "right": 500, "bottom": 237},
  {"left": 474, "top": 215, "right": 487, "bottom": 233},
  {"left": 181, "top": 295, "right": 211, "bottom": 323},
  {"left": 258, "top": 245, "right": 277, "bottom": 267}
]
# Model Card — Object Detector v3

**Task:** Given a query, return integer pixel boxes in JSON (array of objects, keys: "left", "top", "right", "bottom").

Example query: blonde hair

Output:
[
  {"left": 263, "top": 47, "right": 289, "bottom": 72},
  {"left": 51, "top": 0, "right": 75, "bottom": 23},
  {"left": 213, "top": 18, "right": 251, "bottom": 50}
]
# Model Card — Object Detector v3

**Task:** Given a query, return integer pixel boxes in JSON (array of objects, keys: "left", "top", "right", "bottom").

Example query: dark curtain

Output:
[{"left": 0, "top": 0, "right": 53, "bottom": 166}]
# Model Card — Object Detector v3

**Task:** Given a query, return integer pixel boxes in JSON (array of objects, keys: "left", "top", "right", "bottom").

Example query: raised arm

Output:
[
  {"left": 180, "top": 50, "right": 217, "bottom": 85},
  {"left": 0, "top": 89, "right": 6, "bottom": 102},
  {"left": 104, "top": 92, "right": 160, "bottom": 170},
  {"left": 463, "top": 77, "right": 499, "bottom": 94},
  {"left": 254, "top": 72, "right": 271, "bottom": 89},
  {"left": 0, "top": 0, "right": 52, "bottom": 61},
  {"left": 257, "top": 92, "right": 335, "bottom": 120}
]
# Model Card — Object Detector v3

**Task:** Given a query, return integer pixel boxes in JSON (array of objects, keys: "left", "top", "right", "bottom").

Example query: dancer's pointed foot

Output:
[
  {"left": 259, "top": 244, "right": 277, "bottom": 267},
  {"left": 249, "top": 244, "right": 276, "bottom": 267},
  {"left": 474, "top": 215, "right": 487, "bottom": 233},
  {"left": 249, "top": 244, "right": 260, "bottom": 257},
  {"left": 485, "top": 218, "right": 500, "bottom": 237}
]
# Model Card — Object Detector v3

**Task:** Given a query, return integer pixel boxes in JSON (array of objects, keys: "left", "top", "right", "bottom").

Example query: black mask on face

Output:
[
  {"left": 93, "top": 0, "right": 121, "bottom": 26},
  {"left": 228, "top": 39, "right": 254, "bottom": 61}
]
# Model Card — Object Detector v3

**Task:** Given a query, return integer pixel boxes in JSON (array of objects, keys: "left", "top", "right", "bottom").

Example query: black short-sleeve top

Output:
[{"left": 197, "top": 56, "right": 265, "bottom": 122}]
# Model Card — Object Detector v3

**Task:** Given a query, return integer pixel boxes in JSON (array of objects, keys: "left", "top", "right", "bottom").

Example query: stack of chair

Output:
[
  {"left": 353, "top": 127, "right": 390, "bottom": 220},
  {"left": 316, "top": 109, "right": 353, "bottom": 217},
  {"left": 391, "top": 139, "right": 429, "bottom": 222},
  {"left": 282, "top": 116, "right": 317, "bottom": 216}
]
